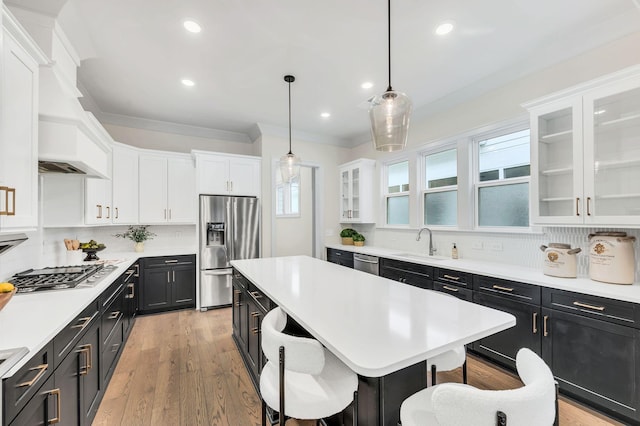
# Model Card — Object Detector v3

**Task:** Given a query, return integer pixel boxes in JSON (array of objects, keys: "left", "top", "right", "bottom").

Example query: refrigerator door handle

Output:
[{"left": 202, "top": 269, "right": 233, "bottom": 276}]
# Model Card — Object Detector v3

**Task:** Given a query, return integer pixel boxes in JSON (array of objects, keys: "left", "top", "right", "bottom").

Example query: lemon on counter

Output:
[{"left": 0, "top": 282, "right": 15, "bottom": 293}]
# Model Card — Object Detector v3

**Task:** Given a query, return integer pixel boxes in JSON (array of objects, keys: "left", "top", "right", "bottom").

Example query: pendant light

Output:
[
  {"left": 280, "top": 75, "right": 301, "bottom": 182},
  {"left": 369, "top": 0, "right": 412, "bottom": 152}
]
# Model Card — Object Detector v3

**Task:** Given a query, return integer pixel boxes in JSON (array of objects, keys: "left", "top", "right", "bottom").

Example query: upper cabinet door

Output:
[
  {"left": 197, "top": 155, "right": 230, "bottom": 195},
  {"left": 340, "top": 168, "right": 351, "bottom": 220},
  {"left": 167, "top": 157, "right": 195, "bottom": 223},
  {"left": 583, "top": 76, "right": 640, "bottom": 225},
  {"left": 228, "top": 158, "right": 260, "bottom": 196},
  {"left": 0, "top": 31, "right": 39, "bottom": 231},
  {"left": 530, "top": 98, "right": 584, "bottom": 224},
  {"left": 194, "top": 152, "right": 261, "bottom": 197},
  {"left": 139, "top": 155, "right": 168, "bottom": 224},
  {"left": 85, "top": 178, "right": 111, "bottom": 225},
  {"left": 339, "top": 159, "right": 376, "bottom": 224},
  {"left": 112, "top": 144, "right": 139, "bottom": 225}
]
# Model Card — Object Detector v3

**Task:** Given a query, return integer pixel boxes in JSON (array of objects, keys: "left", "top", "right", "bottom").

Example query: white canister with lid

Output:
[
  {"left": 540, "top": 243, "right": 581, "bottom": 278},
  {"left": 588, "top": 232, "right": 636, "bottom": 285}
]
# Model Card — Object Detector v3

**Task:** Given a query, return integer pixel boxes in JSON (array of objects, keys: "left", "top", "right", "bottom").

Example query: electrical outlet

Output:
[
  {"left": 490, "top": 242, "right": 503, "bottom": 251},
  {"left": 472, "top": 242, "right": 483, "bottom": 250}
]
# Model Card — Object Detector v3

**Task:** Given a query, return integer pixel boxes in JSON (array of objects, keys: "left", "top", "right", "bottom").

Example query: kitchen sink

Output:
[{"left": 393, "top": 253, "right": 449, "bottom": 261}]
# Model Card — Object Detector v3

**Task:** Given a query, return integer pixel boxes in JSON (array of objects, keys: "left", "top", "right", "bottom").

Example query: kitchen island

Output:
[{"left": 231, "top": 255, "right": 516, "bottom": 425}]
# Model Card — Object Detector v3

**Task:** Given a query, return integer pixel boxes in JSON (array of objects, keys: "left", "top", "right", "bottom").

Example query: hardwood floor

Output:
[{"left": 93, "top": 308, "right": 624, "bottom": 426}]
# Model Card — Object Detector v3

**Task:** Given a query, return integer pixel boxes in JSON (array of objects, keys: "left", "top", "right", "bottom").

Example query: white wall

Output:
[
  {"left": 274, "top": 166, "right": 313, "bottom": 256},
  {"left": 103, "top": 123, "right": 258, "bottom": 156}
]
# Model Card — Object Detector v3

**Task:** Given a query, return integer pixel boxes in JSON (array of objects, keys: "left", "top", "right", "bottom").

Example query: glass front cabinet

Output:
[
  {"left": 339, "top": 158, "right": 376, "bottom": 223},
  {"left": 528, "top": 67, "right": 640, "bottom": 225}
]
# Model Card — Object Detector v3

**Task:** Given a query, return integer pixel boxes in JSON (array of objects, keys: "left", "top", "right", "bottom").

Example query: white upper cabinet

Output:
[
  {"left": 112, "top": 143, "right": 139, "bottom": 224},
  {"left": 85, "top": 177, "right": 112, "bottom": 225},
  {"left": 193, "top": 151, "right": 261, "bottom": 197},
  {"left": 139, "top": 153, "right": 195, "bottom": 224},
  {"left": 528, "top": 66, "right": 640, "bottom": 226},
  {"left": 0, "top": 12, "right": 46, "bottom": 232},
  {"left": 339, "top": 159, "right": 376, "bottom": 223}
]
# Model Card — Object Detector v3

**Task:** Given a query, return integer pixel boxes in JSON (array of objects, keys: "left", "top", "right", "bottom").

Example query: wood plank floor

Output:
[{"left": 93, "top": 308, "right": 624, "bottom": 426}]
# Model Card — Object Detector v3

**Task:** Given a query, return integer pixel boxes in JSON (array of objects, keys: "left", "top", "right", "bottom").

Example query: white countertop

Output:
[
  {"left": 0, "top": 249, "right": 195, "bottom": 379},
  {"left": 326, "top": 243, "right": 640, "bottom": 304},
  {"left": 231, "top": 255, "right": 516, "bottom": 377}
]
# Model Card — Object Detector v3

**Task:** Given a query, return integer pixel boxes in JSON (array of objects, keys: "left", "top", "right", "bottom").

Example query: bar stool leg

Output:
[
  {"left": 462, "top": 360, "right": 468, "bottom": 384},
  {"left": 431, "top": 364, "right": 437, "bottom": 386}
]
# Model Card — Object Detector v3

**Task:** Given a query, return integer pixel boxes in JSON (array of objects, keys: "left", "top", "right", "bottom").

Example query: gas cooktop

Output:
[{"left": 9, "top": 264, "right": 108, "bottom": 293}]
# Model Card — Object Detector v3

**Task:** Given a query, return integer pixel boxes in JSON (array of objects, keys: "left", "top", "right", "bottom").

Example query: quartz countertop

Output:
[
  {"left": 326, "top": 243, "right": 640, "bottom": 304},
  {"left": 0, "top": 249, "right": 196, "bottom": 379},
  {"left": 231, "top": 255, "right": 515, "bottom": 377}
]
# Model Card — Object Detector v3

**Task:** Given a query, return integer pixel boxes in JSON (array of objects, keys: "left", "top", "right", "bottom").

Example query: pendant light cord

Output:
[
  {"left": 288, "top": 79, "right": 292, "bottom": 155},
  {"left": 387, "top": 0, "right": 392, "bottom": 92}
]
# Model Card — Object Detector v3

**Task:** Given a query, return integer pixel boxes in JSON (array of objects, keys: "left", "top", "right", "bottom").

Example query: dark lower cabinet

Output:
[
  {"left": 8, "top": 375, "right": 57, "bottom": 426},
  {"left": 327, "top": 248, "right": 354, "bottom": 268},
  {"left": 139, "top": 255, "right": 196, "bottom": 313},
  {"left": 380, "top": 258, "right": 433, "bottom": 289},
  {"left": 123, "top": 263, "right": 139, "bottom": 338},
  {"left": 542, "top": 306, "right": 640, "bottom": 423}
]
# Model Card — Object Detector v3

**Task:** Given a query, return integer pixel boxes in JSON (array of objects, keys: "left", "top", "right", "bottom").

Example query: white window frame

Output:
[
  {"left": 275, "top": 176, "right": 300, "bottom": 218},
  {"left": 472, "top": 123, "right": 531, "bottom": 231},
  {"left": 382, "top": 158, "right": 411, "bottom": 227},
  {"left": 420, "top": 144, "right": 458, "bottom": 229}
]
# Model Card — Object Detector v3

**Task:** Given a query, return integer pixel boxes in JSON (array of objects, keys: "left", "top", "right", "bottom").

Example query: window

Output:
[
  {"left": 476, "top": 128, "right": 530, "bottom": 227},
  {"left": 275, "top": 174, "right": 300, "bottom": 217},
  {"left": 385, "top": 160, "right": 409, "bottom": 225},
  {"left": 423, "top": 148, "right": 457, "bottom": 226}
]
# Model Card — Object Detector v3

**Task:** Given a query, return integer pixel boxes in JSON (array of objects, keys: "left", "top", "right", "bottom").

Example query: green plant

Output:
[
  {"left": 352, "top": 233, "right": 365, "bottom": 242},
  {"left": 340, "top": 228, "right": 356, "bottom": 238},
  {"left": 114, "top": 225, "right": 156, "bottom": 243}
]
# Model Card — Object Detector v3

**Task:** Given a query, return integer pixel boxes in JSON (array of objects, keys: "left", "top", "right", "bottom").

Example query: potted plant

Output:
[
  {"left": 340, "top": 228, "right": 356, "bottom": 245},
  {"left": 352, "top": 233, "right": 365, "bottom": 247},
  {"left": 115, "top": 225, "right": 156, "bottom": 252}
]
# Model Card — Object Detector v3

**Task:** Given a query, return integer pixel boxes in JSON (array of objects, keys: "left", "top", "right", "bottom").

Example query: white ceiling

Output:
[{"left": 11, "top": 0, "right": 640, "bottom": 146}]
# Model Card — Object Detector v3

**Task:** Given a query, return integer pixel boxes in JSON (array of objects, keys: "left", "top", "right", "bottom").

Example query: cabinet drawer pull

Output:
[
  {"left": 108, "top": 311, "right": 120, "bottom": 319},
  {"left": 443, "top": 274, "right": 460, "bottom": 281},
  {"left": 492, "top": 285, "right": 513, "bottom": 292},
  {"left": 134, "top": 264, "right": 140, "bottom": 277},
  {"left": 573, "top": 301, "right": 605, "bottom": 311},
  {"left": 17, "top": 364, "right": 48, "bottom": 387},
  {"left": 173, "top": 270, "right": 175, "bottom": 282},
  {"left": 48, "top": 388, "right": 62, "bottom": 424},
  {"left": 234, "top": 289, "right": 242, "bottom": 295},
  {"left": 111, "top": 343, "right": 120, "bottom": 353},
  {"left": 250, "top": 291, "right": 263, "bottom": 299},
  {"left": 251, "top": 312, "right": 260, "bottom": 317},
  {"left": 335, "top": 252, "right": 342, "bottom": 256},
  {"left": 165, "top": 260, "right": 179, "bottom": 263},
  {"left": 532, "top": 312, "right": 538, "bottom": 334},
  {"left": 126, "top": 283, "right": 135, "bottom": 299},
  {"left": 543, "top": 315, "right": 549, "bottom": 337},
  {"left": 442, "top": 285, "right": 459, "bottom": 292},
  {"left": 167, "top": 271, "right": 170, "bottom": 282},
  {"left": 234, "top": 302, "right": 241, "bottom": 307},
  {"left": 77, "top": 346, "right": 89, "bottom": 375},
  {"left": 71, "top": 316, "right": 92, "bottom": 330},
  {"left": 251, "top": 327, "right": 260, "bottom": 334},
  {"left": 576, "top": 197, "right": 580, "bottom": 216}
]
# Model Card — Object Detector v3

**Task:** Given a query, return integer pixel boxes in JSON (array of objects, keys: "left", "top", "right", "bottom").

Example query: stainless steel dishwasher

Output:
[{"left": 353, "top": 253, "right": 379, "bottom": 275}]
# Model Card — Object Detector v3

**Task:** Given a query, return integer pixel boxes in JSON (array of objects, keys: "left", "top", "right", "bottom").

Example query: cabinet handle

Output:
[
  {"left": 250, "top": 291, "right": 262, "bottom": 299},
  {"left": 115, "top": 207, "right": 119, "bottom": 219},
  {"left": 47, "top": 388, "right": 62, "bottom": 424},
  {"left": 173, "top": 270, "right": 175, "bottom": 282},
  {"left": 169, "top": 208, "right": 172, "bottom": 220},
  {"left": 165, "top": 260, "right": 179, "bottom": 264},
  {"left": 111, "top": 343, "right": 120, "bottom": 353},
  {"left": 134, "top": 264, "right": 140, "bottom": 277},
  {"left": 586, "top": 197, "right": 592, "bottom": 216},
  {"left": 108, "top": 311, "right": 120, "bottom": 320},
  {"left": 71, "top": 316, "right": 92, "bottom": 330},
  {"left": 234, "top": 289, "right": 242, "bottom": 295},
  {"left": 235, "top": 302, "right": 241, "bottom": 307},
  {"left": 251, "top": 327, "right": 260, "bottom": 334},
  {"left": 167, "top": 271, "right": 170, "bottom": 282},
  {"left": 17, "top": 363, "right": 49, "bottom": 387},
  {"left": 230, "top": 181, "right": 233, "bottom": 192},
  {"left": 106, "top": 206, "right": 110, "bottom": 219},
  {"left": 443, "top": 274, "right": 460, "bottom": 281},
  {"left": 543, "top": 315, "right": 549, "bottom": 337},
  {"left": 532, "top": 312, "right": 538, "bottom": 334},
  {"left": 0, "top": 187, "right": 16, "bottom": 216},
  {"left": 442, "top": 285, "right": 459, "bottom": 292},
  {"left": 126, "top": 283, "right": 135, "bottom": 299},
  {"left": 96, "top": 204, "right": 102, "bottom": 219},
  {"left": 492, "top": 285, "right": 513, "bottom": 292},
  {"left": 77, "top": 346, "right": 90, "bottom": 375},
  {"left": 575, "top": 197, "right": 580, "bottom": 216},
  {"left": 573, "top": 301, "right": 605, "bottom": 311}
]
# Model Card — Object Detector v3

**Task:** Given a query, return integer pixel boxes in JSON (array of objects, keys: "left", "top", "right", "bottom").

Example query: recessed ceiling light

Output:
[
  {"left": 321, "top": 112, "right": 331, "bottom": 118},
  {"left": 361, "top": 82, "right": 374, "bottom": 89},
  {"left": 435, "top": 21, "right": 454, "bottom": 36},
  {"left": 181, "top": 79, "right": 195, "bottom": 87},
  {"left": 183, "top": 20, "right": 201, "bottom": 33}
]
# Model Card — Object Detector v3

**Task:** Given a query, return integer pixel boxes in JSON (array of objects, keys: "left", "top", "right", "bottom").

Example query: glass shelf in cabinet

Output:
[
  {"left": 539, "top": 129, "right": 572, "bottom": 143},
  {"left": 539, "top": 166, "right": 573, "bottom": 176}
]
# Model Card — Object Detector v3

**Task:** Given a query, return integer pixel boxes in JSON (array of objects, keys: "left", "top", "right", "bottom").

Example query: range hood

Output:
[
  {"left": 9, "top": 7, "right": 112, "bottom": 179},
  {"left": 0, "top": 233, "right": 28, "bottom": 256}
]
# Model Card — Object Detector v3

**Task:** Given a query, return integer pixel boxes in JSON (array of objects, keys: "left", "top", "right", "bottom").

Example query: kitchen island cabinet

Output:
[
  {"left": 326, "top": 247, "right": 354, "bottom": 268},
  {"left": 379, "top": 258, "right": 433, "bottom": 289},
  {"left": 139, "top": 255, "right": 196, "bottom": 313}
]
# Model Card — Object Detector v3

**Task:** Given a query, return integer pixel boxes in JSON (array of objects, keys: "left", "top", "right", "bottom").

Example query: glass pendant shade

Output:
[
  {"left": 280, "top": 152, "right": 301, "bottom": 183},
  {"left": 370, "top": 90, "right": 412, "bottom": 152}
]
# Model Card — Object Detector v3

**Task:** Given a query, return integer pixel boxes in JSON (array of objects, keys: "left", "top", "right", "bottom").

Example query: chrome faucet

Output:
[{"left": 416, "top": 227, "right": 436, "bottom": 256}]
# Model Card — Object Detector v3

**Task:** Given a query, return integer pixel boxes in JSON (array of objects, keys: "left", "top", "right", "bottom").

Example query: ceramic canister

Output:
[
  {"left": 540, "top": 243, "right": 581, "bottom": 278},
  {"left": 588, "top": 232, "right": 636, "bottom": 285}
]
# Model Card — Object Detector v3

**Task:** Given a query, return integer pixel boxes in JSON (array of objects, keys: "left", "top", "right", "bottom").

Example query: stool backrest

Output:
[
  {"left": 261, "top": 307, "right": 326, "bottom": 375},
  {"left": 431, "top": 348, "right": 556, "bottom": 425}
]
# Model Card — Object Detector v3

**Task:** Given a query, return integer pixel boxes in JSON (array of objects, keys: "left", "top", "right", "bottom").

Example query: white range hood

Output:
[{"left": 9, "top": 7, "right": 112, "bottom": 178}]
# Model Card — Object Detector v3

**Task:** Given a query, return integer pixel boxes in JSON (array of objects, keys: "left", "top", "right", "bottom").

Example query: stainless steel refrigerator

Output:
[{"left": 199, "top": 195, "right": 260, "bottom": 309}]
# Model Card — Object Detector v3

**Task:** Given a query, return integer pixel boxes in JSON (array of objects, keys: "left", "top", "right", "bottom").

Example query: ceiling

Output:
[{"left": 9, "top": 0, "right": 640, "bottom": 146}]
